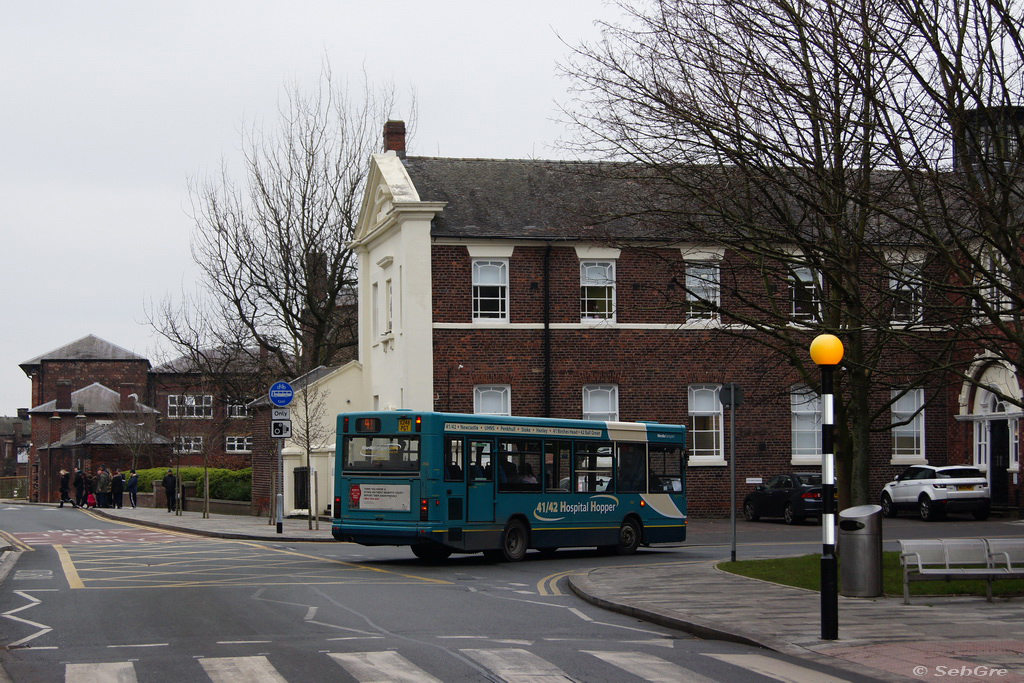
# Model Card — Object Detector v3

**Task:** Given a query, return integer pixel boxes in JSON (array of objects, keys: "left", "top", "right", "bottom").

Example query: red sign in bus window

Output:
[{"left": 349, "top": 484, "right": 362, "bottom": 509}]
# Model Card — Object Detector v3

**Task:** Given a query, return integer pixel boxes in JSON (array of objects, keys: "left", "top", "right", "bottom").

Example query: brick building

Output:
[
  {"left": 19, "top": 335, "right": 253, "bottom": 502},
  {"left": 317, "top": 121, "right": 1020, "bottom": 517}
]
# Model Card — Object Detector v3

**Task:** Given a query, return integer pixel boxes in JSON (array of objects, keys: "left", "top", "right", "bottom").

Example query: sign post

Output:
[
  {"left": 720, "top": 383, "right": 743, "bottom": 562},
  {"left": 269, "top": 382, "right": 294, "bottom": 534}
]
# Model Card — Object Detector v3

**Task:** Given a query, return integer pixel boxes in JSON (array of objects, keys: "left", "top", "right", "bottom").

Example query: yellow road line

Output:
[
  {"left": 536, "top": 569, "right": 583, "bottom": 596},
  {"left": 0, "top": 529, "right": 33, "bottom": 552},
  {"left": 54, "top": 544, "right": 84, "bottom": 589}
]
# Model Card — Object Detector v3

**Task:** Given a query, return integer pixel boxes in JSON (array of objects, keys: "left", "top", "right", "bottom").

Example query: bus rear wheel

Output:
[
  {"left": 614, "top": 518, "right": 641, "bottom": 555},
  {"left": 411, "top": 544, "right": 452, "bottom": 563},
  {"left": 500, "top": 519, "right": 529, "bottom": 562}
]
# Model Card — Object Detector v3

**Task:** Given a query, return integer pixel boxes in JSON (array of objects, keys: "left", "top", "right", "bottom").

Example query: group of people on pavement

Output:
[{"left": 58, "top": 466, "right": 139, "bottom": 509}]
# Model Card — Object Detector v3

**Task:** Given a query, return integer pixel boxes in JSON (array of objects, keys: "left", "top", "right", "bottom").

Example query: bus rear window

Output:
[{"left": 344, "top": 436, "right": 421, "bottom": 472}]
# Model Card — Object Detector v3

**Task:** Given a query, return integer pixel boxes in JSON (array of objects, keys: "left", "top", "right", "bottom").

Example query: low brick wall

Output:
[{"left": 145, "top": 486, "right": 253, "bottom": 516}]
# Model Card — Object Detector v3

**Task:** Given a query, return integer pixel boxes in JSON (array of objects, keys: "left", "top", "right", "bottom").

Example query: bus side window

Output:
[
  {"left": 469, "top": 441, "right": 493, "bottom": 481},
  {"left": 575, "top": 442, "right": 612, "bottom": 492},
  {"left": 445, "top": 437, "right": 464, "bottom": 481},
  {"left": 617, "top": 443, "right": 646, "bottom": 493},
  {"left": 650, "top": 444, "right": 684, "bottom": 492},
  {"left": 545, "top": 440, "right": 571, "bottom": 492}
]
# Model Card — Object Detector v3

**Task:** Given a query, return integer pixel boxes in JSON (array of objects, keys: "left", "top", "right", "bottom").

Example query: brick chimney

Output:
[
  {"left": 120, "top": 383, "right": 136, "bottom": 411},
  {"left": 56, "top": 380, "right": 72, "bottom": 411},
  {"left": 383, "top": 120, "right": 406, "bottom": 158},
  {"left": 75, "top": 406, "right": 87, "bottom": 441},
  {"left": 49, "top": 413, "right": 62, "bottom": 446}
]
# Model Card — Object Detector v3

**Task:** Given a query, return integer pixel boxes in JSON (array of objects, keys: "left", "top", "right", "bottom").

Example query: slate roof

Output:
[
  {"left": 46, "top": 421, "right": 171, "bottom": 449},
  {"left": 151, "top": 346, "right": 268, "bottom": 374},
  {"left": 247, "top": 365, "right": 342, "bottom": 408},
  {"left": 29, "top": 382, "right": 160, "bottom": 415},
  {"left": 402, "top": 157, "right": 660, "bottom": 240},
  {"left": 20, "top": 335, "right": 148, "bottom": 371}
]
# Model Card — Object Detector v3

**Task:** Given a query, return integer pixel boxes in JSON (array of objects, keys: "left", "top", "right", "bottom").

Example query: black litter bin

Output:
[{"left": 838, "top": 504, "right": 883, "bottom": 597}]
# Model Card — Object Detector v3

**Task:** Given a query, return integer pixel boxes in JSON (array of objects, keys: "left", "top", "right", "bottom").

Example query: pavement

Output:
[{"left": 2, "top": 503, "right": 1023, "bottom": 683}]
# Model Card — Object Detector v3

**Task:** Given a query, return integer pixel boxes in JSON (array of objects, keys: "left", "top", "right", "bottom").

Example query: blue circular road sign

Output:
[{"left": 269, "top": 381, "right": 294, "bottom": 407}]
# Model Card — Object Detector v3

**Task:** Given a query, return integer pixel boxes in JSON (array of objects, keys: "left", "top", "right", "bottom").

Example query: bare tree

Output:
[
  {"left": 107, "top": 397, "right": 162, "bottom": 471},
  {"left": 868, "top": 0, "right": 1024, "bottom": 405},
  {"left": 150, "top": 68, "right": 412, "bottom": 381},
  {"left": 289, "top": 370, "right": 333, "bottom": 529},
  {"left": 558, "top": 0, "right": 1004, "bottom": 505}
]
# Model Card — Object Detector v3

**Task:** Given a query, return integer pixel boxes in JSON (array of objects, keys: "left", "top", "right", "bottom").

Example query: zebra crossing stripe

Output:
[
  {"left": 199, "top": 655, "right": 287, "bottom": 683},
  {"left": 328, "top": 651, "right": 442, "bottom": 682},
  {"left": 706, "top": 653, "right": 853, "bottom": 683},
  {"left": 584, "top": 650, "right": 719, "bottom": 682},
  {"left": 55, "top": 648, "right": 860, "bottom": 683},
  {"left": 64, "top": 661, "right": 137, "bottom": 683},
  {"left": 460, "top": 648, "right": 569, "bottom": 682}
]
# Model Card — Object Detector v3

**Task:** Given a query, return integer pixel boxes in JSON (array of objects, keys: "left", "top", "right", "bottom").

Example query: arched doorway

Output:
[{"left": 961, "top": 361, "right": 1021, "bottom": 508}]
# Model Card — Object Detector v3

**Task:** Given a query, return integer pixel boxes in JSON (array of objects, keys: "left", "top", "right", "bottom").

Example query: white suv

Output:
[{"left": 881, "top": 465, "right": 990, "bottom": 521}]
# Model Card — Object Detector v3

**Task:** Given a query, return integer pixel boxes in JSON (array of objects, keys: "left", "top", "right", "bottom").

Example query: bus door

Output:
[{"left": 466, "top": 439, "right": 495, "bottom": 522}]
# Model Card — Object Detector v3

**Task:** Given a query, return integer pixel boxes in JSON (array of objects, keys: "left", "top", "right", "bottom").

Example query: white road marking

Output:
[
  {"left": 328, "top": 650, "right": 443, "bottom": 682},
  {"left": 705, "top": 653, "right": 853, "bottom": 683},
  {"left": 200, "top": 655, "right": 287, "bottom": 683},
  {"left": 65, "top": 661, "right": 137, "bottom": 683},
  {"left": 585, "top": 650, "right": 717, "bottom": 682},
  {"left": 461, "top": 648, "right": 570, "bottom": 683},
  {"left": 569, "top": 607, "right": 593, "bottom": 621},
  {"left": 3, "top": 590, "right": 52, "bottom": 647}
]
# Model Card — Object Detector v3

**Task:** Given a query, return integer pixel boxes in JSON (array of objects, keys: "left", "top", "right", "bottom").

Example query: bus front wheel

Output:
[
  {"left": 615, "top": 518, "right": 641, "bottom": 555},
  {"left": 500, "top": 519, "right": 529, "bottom": 562}
]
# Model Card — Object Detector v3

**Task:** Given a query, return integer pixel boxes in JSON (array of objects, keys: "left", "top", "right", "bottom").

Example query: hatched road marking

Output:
[{"left": 58, "top": 539, "right": 450, "bottom": 590}]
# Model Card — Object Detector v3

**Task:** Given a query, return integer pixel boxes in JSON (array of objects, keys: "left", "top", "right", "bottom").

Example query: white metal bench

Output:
[
  {"left": 985, "top": 538, "right": 1024, "bottom": 579},
  {"left": 898, "top": 538, "right": 1023, "bottom": 605}
]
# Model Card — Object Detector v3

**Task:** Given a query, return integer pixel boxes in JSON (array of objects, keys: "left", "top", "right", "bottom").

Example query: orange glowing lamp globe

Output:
[{"left": 809, "top": 334, "right": 844, "bottom": 366}]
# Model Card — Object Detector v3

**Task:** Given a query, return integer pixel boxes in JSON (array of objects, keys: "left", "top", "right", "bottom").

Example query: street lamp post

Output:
[{"left": 810, "top": 333, "right": 843, "bottom": 641}]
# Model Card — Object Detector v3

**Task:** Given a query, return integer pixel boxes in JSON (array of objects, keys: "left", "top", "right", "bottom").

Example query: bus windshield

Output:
[{"left": 344, "top": 436, "right": 421, "bottom": 472}]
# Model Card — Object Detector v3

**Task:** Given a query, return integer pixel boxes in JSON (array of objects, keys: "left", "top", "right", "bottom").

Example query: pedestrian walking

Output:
[
  {"left": 73, "top": 467, "right": 85, "bottom": 507},
  {"left": 111, "top": 469, "right": 124, "bottom": 509},
  {"left": 162, "top": 468, "right": 177, "bottom": 512},
  {"left": 58, "top": 469, "right": 76, "bottom": 508},
  {"left": 95, "top": 465, "right": 112, "bottom": 508},
  {"left": 125, "top": 469, "right": 139, "bottom": 508}
]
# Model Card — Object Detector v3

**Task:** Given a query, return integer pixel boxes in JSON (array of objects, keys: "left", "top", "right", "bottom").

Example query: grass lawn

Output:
[{"left": 719, "top": 552, "right": 1024, "bottom": 598}]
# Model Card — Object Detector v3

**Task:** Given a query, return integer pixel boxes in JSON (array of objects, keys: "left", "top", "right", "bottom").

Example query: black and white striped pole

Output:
[{"left": 810, "top": 333, "right": 843, "bottom": 641}]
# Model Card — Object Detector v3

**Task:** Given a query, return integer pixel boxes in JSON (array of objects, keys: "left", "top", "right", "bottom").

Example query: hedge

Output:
[{"left": 135, "top": 467, "right": 251, "bottom": 502}]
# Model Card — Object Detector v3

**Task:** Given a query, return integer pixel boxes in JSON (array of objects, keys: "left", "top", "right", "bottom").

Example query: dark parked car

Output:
[{"left": 743, "top": 473, "right": 827, "bottom": 524}]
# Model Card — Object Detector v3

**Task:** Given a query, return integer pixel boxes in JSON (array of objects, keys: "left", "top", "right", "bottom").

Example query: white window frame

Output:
[
  {"left": 227, "top": 403, "right": 251, "bottom": 418},
  {"left": 167, "top": 394, "right": 213, "bottom": 419},
  {"left": 891, "top": 388, "right": 926, "bottom": 463},
  {"left": 173, "top": 436, "right": 204, "bottom": 454},
  {"left": 225, "top": 435, "right": 253, "bottom": 453},
  {"left": 688, "top": 384, "right": 724, "bottom": 465},
  {"left": 472, "top": 259, "right": 509, "bottom": 321},
  {"left": 790, "top": 266, "right": 820, "bottom": 322},
  {"left": 791, "top": 384, "right": 822, "bottom": 465},
  {"left": 686, "top": 261, "right": 720, "bottom": 321},
  {"left": 474, "top": 385, "right": 511, "bottom": 416},
  {"left": 890, "top": 262, "right": 924, "bottom": 324},
  {"left": 384, "top": 278, "right": 393, "bottom": 334},
  {"left": 973, "top": 251, "right": 1013, "bottom": 317},
  {"left": 580, "top": 260, "right": 616, "bottom": 322},
  {"left": 582, "top": 384, "right": 619, "bottom": 421}
]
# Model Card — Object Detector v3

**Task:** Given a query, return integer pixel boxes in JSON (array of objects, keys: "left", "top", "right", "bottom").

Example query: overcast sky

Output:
[{"left": 0, "top": 1, "right": 620, "bottom": 416}]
